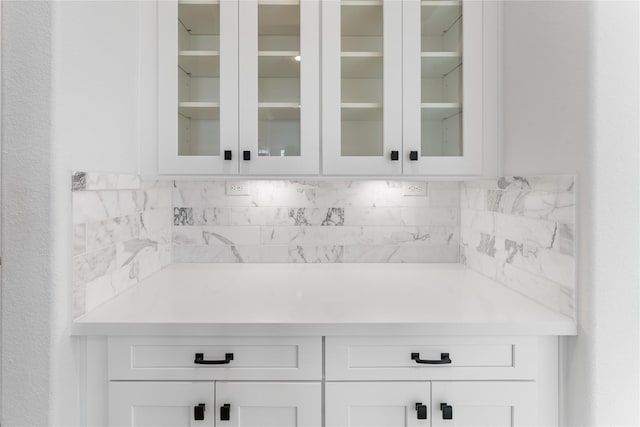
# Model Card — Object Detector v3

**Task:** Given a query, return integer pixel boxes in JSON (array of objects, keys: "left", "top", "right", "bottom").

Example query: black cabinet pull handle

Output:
[
  {"left": 410, "top": 151, "right": 419, "bottom": 161},
  {"left": 194, "top": 352, "right": 234, "bottom": 365},
  {"left": 390, "top": 150, "right": 399, "bottom": 161},
  {"left": 415, "top": 402, "right": 427, "bottom": 420},
  {"left": 440, "top": 403, "right": 453, "bottom": 420},
  {"left": 220, "top": 403, "right": 231, "bottom": 421},
  {"left": 194, "top": 403, "right": 205, "bottom": 421},
  {"left": 224, "top": 150, "right": 232, "bottom": 160},
  {"left": 243, "top": 150, "right": 251, "bottom": 161},
  {"left": 411, "top": 352, "right": 451, "bottom": 364}
]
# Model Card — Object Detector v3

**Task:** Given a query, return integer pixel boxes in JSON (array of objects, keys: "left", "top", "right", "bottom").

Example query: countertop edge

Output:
[{"left": 71, "top": 321, "right": 577, "bottom": 337}]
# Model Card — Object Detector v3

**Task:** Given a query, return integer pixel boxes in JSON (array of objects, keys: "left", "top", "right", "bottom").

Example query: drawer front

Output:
[
  {"left": 109, "top": 336, "right": 322, "bottom": 380},
  {"left": 326, "top": 336, "right": 537, "bottom": 380}
]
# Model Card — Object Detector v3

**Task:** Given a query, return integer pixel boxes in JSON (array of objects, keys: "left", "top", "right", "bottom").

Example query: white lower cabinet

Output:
[
  {"left": 326, "top": 382, "right": 430, "bottom": 427},
  {"left": 109, "top": 382, "right": 215, "bottom": 427},
  {"left": 216, "top": 382, "right": 321, "bottom": 427},
  {"left": 105, "top": 336, "right": 555, "bottom": 427}
]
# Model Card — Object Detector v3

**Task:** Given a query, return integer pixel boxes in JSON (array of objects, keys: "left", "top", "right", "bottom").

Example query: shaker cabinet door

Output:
[
  {"left": 158, "top": 0, "right": 239, "bottom": 175},
  {"left": 325, "top": 382, "right": 430, "bottom": 427},
  {"left": 238, "top": 0, "right": 320, "bottom": 175},
  {"left": 215, "top": 382, "right": 322, "bottom": 427},
  {"left": 402, "top": 0, "right": 484, "bottom": 176},
  {"left": 109, "top": 382, "right": 215, "bottom": 427},
  {"left": 431, "top": 382, "right": 537, "bottom": 427},
  {"left": 322, "top": 0, "right": 403, "bottom": 175}
]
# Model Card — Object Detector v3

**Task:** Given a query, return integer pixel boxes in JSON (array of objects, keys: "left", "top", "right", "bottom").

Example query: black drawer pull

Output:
[
  {"left": 390, "top": 150, "right": 399, "bottom": 161},
  {"left": 409, "top": 150, "right": 419, "bottom": 161},
  {"left": 415, "top": 402, "right": 427, "bottom": 420},
  {"left": 243, "top": 150, "right": 251, "bottom": 161},
  {"left": 194, "top": 403, "right": 205, "bottom": 421},
  {"left": 440, "top": 402, "right": 453, "bottom": 420},
  {"left": 194, "top": 352, "right": 234, "bottom": 365},
  {"left": 224, "top": 150, "right": 232, "bottom": 160},
  {"left": 220, "top": 403, "right": 231, "bottom": 421},
  {"left": 411, "top": 352, "right": 451, "bottom": 364}
]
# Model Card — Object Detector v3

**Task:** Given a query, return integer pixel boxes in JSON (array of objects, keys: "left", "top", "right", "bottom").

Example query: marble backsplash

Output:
[
  {"left": 460, "top": 176, "right": 575, "bottom": 317},
  {"left": 72, "top": 173, "right": 172, "bottom": 318},
  {"left": 172, "top": 181, "right": 461, "bottom": 263}
]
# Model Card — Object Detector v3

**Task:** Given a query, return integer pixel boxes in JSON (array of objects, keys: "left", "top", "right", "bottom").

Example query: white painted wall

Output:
[
  {"left": 54, "top": 1, "right": 140, "bottom": 174},
  {"left": 503, "top": 1, "right": 640, "bottom": 425},
  {"left": 2, "top": 1, "right": 143, "bottom": 425}
]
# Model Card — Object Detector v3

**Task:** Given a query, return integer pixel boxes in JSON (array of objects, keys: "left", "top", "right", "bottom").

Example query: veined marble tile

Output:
[
  {"left": 555, "top": 223, "right": 574, "bottom": 256},
  {"left": 460, "top": 186, "right": 486, "bottom": 210},
  {"left": 85, "top": 215, "right": 140, "bottom": 253},
  {"left": 230, "top": 207, "right": 289, "bottom": 226},
  {"left": 139, "top": 210, "right": 173, "bottom": 235},
  {"left": 173, "top": 226, "right": 261, "bottom": 246},
  {"left": 73, "top": 246, "right": 117, "bottom": 285},
  {"left": 460, "top": 209, "right": 494, "bottom": 234},
  {"left": 494, "top": 236, "right": 574, "bottom": 289},
  {"left": 288, "top": 208, "right": 344, "bottom": 226},
  {"left": 260, "top": 226, "right": 457, "bottom": 247},
  {"left": 493, "top": 213, "right": 557, "bottom": 249},
  {"left": 460, "top": 245, "right": 498, "bottom": 279},
  {"left": 341, "top": 245, "right": 458, "bottom": 263},
  {"left": 173, "top": 244, "right": 289, "bottom": 263},
  {"left": 498, "top": 175, "right": 574, "bottom": 193},
  {"left": 72, "top": 281, "right": 87, "bottom": 318},
  {"left": 84, "top": 275, "right": 115, "bottom": 313},
  {"left": 73, "top": 190, "right": 140, "bottom": 224},
  {"left": 72, "top": 172, "right": 87, "bottom": 191},
  {"left": 174, "top": 207, "right": 229, "bottom": 226},
  {"left": 428, "top": 182, "right": 461, "bottom": 207},
  {"left": 72, "top": 172, "right": 141, "bottom": 191},
  {"left": 73, "top": 224, "right": 86, "bottom": 255},
  {"left": 343, "top": 207, "right": 457, "bottom": 226},
  {"left": 116, "top": 238, "right": 159, "bottom": 268},
  {"left": 496, "top": 262, "right": 563, "bottom": 313}
]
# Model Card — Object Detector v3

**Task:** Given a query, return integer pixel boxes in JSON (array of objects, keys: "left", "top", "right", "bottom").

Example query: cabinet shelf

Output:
[
  {"left": 341, "top": 54, "right": 383, "bottom": 78},
  {"left": 179, "top": 51, "right": 219, "bottom": 77},
  {"left": 178, "top": 102, "right": 220, "bottom": 120},
  {"left": 341, "top": 103, "right": 383, "bottom": 121},
  {"left": 421, "top": 52, "right": 461, "bottom": 77},
  {"left": 178, "top": 2, "right": 219, "bottom": 35},
  {"left": 421, "top": 103, "right": 460, "bottom": 120},
  {"left": 421, "top": 2, "right": 461, "bottom": 37},
  {"left": 259, "top": 53, "right": 300, "bottom": 78},
  {"left": 259, "top": 104, "right": 301, "bottom": 121}
]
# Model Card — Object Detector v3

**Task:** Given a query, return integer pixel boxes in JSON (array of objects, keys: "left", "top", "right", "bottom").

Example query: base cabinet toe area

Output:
[{"left": 106, "top": 336, "right": 557, "bottom": 427}]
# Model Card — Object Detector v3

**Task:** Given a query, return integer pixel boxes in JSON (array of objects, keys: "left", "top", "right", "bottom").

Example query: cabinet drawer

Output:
[
  {"left": 109, "top": 336, "right": 322, "bottom": 380},
  {"left": 326, "top": 336, "right": 537, "bottom": 380}
]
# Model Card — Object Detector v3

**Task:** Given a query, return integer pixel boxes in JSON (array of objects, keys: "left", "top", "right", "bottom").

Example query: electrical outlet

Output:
[
  {"left": 226, "top": 180, "right": 250, "bottom": 196},
  {"left": 403, "top": 182, "right": 428, "bottom": 197}
]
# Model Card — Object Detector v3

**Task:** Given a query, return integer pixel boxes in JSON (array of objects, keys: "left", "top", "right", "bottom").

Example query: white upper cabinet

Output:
[
  {"left": 238, "top": 0, "right": 320, "bottom": 175},
  {"left": 159, "top": 0, "right": 239, "bottom": 175},
  {"left": 402, "top": 0, "right": 483, "bottom": 175},
  {"left": 322, "top": 0, "right": 403, "bottom": 175},
  {"left": 158, "top": 0, "right": 496, "bottom": 176}
]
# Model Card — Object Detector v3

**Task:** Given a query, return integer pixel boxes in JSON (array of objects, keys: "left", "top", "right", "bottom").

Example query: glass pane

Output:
[
  {"left": 341, "top": 0, "right": 383, "bottom": 157},
  {"left": 421, "top": 1, "right": 462, "bottom": 157},
  {"left": 177, "top": 2, "right": 220, "bottom": 156},
  {"left": 258, "top": 0, "right": 301, "bottom": 157}
]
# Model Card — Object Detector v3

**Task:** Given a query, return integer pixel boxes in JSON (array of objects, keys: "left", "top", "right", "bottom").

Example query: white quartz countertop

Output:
[{"left": 72, "top": 263, "right": 577, "bottom": 336}]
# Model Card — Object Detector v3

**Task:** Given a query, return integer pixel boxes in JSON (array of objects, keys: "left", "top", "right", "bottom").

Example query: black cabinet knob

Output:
[
  {"left": 415, "top": 402, "right": 427, "bottom": 420},
  {"left": 194, "top": 403, "right": 205, "bottom": 421},
  {"left": 243, "top": 150, "right": 251, "bottom": 161},
  {"left": 411, "top": 352, "right": 452, "bottom": 364},
  {"left": 224, "top": 150, "right": 232, "bottom": 160},
  {"left": 390, "top": 150, "right": 399, "bottom": 161},
  {"left": 409, "top": 151, "right": 419, "bottom": 161},
  {"left": 194, "top": 352, "right": 234, "bottom": 365},
  {"left": 440, "top": 403, "right": 453, "bottom": 420},
  {"left": 220, "top": 403, "right": 231, "bottom": 421}
]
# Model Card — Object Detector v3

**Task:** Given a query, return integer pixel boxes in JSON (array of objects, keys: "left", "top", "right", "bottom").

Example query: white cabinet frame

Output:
[
  {"left": 239, "top": 0, "right": 320, "bottom": 175},
  {"left": 322, "top": 0, "right": 403, "bottom": 176},
  {"left": 402, "top": 0, "right": 484, "bottom": 176},
  {"left": 158, "top": 0, "right": 239, "bottom": 175}
]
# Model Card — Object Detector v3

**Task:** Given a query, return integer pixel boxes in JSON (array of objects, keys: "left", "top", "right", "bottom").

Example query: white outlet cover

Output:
[
  {"left": 226, "top": 180, "right": 250, "bottom": 196},
  {"left": 403, "top": 182, "right": 428, "bottom": 197}
]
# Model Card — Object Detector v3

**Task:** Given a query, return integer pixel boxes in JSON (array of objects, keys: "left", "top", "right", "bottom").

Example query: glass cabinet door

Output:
[
  {"left": 239, "top": 0, "right": 320, "bottom": 175},
  {"left": 403, "top": 0, "right": 482, "bottom": 175},
  {"left": 159, "top": 0, "right": 239, "bottom": 174},
  {"left": 322, "top": 0, "right": 403, "bottom": 175}
]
